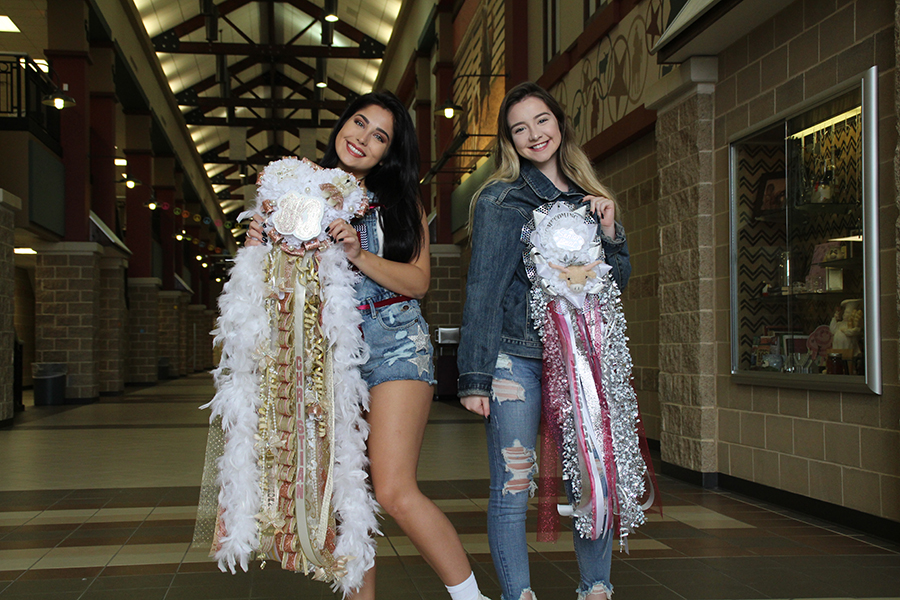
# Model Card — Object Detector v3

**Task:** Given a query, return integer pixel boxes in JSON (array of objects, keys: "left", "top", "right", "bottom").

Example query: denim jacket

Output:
[{"left": 456, "top": 161, "right": 632, "bottom": 398}]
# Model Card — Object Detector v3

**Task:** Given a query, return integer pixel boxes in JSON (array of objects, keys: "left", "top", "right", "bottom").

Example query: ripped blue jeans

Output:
[{"left": 486, "top": 353, "right": 613, "bottom": 600}]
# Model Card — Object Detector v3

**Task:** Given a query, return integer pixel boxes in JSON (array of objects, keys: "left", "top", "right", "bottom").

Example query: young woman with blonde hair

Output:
[{"left": 458, "top": 82, "right": 631, "bottom": 600}]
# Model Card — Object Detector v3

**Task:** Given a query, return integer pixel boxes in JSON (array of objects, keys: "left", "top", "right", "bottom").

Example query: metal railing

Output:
[{"left": 0, "top": 53, "right": 61, "bottom": 144}]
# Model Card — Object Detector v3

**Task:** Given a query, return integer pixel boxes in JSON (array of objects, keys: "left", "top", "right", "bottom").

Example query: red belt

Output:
[{"left": 356, "top": 295, "right": 412, "bottom": 311}]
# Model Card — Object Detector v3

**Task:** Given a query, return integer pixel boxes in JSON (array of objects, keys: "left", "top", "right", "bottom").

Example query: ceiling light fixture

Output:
[
  {"left": 315, "top": 57, "right": 328, "bottom": 88},
  {"left": 38, "top": 62, "right": 77, "bottom": 110},
  {"left": 41, "top": 84, "right": 76, "bottom": 110},
  {"left": 435, "top": 98, "right": 464, "bottom": 119},
  {"left": 118, "top": 175, "right": 142, "bottom": 189},
  {"left": 324, "top": 0, "right": 338, "bottom": 22}
]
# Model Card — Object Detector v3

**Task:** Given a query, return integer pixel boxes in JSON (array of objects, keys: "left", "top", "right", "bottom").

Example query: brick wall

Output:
[
  {"left": 126, "top": 278, "right": 161, "bottom": 384},
  {"left": 713, "top": 0, "right": 898, "bottom": 520},
  {"left": 596, "top": 132, "right": 662, "bottom": 440},
  {"left": 34, "top": 243, "right": 103, "bottom": 401},
  {"left": 423, "top": 244, "right": 463, "bottom": 330},
  {"left": 99, "top": 254, "right": 127, "bottom": 394},
  {"left": 425, "top": 244, "right": 463, "bottom": 397}
]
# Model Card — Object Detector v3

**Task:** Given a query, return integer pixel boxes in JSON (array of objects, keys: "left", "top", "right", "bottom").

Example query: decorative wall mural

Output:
[{"left": 553, "top": 0, "right": 684, "bottom": 146}]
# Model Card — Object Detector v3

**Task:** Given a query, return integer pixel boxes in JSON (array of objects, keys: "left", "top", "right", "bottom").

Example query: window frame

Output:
[{"left": 728, "top": 66, "right": 882, "bottom": 395}]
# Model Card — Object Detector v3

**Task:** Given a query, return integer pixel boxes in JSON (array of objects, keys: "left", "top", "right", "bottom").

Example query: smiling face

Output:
[
  {"left": 506, "top": 96, "right": 562, "bottom": 170},
  {"left": 334, "top": 103, "right": 394, "bottom": 178}
]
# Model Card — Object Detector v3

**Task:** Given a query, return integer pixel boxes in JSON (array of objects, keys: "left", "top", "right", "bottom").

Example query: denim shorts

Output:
[{"left": 357, "top": 298, "right": 436, "bottom": 388}]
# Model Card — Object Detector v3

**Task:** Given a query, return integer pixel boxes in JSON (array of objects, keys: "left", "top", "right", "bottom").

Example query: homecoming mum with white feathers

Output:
[{"left": 247, "top": 90, "right": 491, "bottom": 600}]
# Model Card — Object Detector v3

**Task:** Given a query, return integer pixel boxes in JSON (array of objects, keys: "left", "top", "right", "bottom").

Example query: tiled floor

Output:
[{"left": 2, "top": 374, "right": 899, "bottom": 599}]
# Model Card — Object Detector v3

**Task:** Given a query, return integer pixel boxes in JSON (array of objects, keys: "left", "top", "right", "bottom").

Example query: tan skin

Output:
[
  {"left": 460, "top": 96, "right": 613, "bottom": 600},
  {"left": 247, "top": 104, "right": 473, "bottom": 599}
]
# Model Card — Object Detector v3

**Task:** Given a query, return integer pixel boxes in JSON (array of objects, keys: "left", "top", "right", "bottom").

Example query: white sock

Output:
[{"left": 446, "top": 571, "right": 481, "bottom": 600}]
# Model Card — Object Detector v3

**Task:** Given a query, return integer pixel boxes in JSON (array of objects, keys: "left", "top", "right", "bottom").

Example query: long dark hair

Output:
[{"left": 320, "top": 91, "right": 424, "bottom": 264}]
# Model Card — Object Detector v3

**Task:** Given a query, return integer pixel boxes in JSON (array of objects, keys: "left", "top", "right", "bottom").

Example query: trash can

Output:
[
  {"left": 434, "top": 327, "right": 460, "bottom": 400},
  {"left": 32, "top": 363, "right": 67, "bottom": 406},
  {"left": 158, "top": 357, "right": 172, "bottom": 380}
]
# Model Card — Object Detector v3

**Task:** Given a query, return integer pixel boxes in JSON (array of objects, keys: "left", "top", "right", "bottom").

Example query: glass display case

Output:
[{"left": 730, "top": 66, "right": 881, "bottom": 394}]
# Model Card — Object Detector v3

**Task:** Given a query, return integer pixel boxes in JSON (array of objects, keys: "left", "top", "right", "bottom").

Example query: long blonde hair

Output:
[{"left": 468, "top": 82, "right": 619, "bottom": 235}]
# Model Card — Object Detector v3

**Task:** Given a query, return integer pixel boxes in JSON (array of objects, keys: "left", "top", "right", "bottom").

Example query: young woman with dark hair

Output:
[{"left": 249, "top": 91, "right": 489, "bottom": 600}]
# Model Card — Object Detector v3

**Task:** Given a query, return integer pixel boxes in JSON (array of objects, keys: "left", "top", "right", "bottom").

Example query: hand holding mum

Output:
[{"left": 582, "top": 195, "right": 616, "bottom": 239}]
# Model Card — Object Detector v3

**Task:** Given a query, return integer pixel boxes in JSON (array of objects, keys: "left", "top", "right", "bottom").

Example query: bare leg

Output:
[
  {"left": 349, "top": 379, "right": 473, "bottom": 600},
  {"left": 347, "top": 566, "right": 376, "bottom": 600}
]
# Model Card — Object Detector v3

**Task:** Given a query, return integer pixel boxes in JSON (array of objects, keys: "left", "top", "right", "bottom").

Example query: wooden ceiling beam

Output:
[
  {"left": 284, "top": 57, "right": 355, "bottom": 99},
  {"left": 152, "top": 0, "right": 255, "bottom": 45},
  {"left": 192, "top": 116, "right": 338, "bottom": 130},
  {"left": 156, "top": 42, "right": 382, "bottom": 59},
  {"left": 183, "top": 97, "right": 348, "bottom": 111},
  {"left": 176, "top": 56, "right": 261, "bottom": 102},
  {"left": 283, "top": 0, "right": 386, "bottom": 50}
]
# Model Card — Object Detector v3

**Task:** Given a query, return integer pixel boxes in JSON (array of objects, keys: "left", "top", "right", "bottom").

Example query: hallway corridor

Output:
[{"left": 1, "top": 374, "right": 899, "bottom": 600}]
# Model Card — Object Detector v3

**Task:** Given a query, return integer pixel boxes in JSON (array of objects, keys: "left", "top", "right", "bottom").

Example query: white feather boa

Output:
[
  {"left": 204, "top": 241, "right": 378, "bottom": 595},
  {"left": 204, "top": 244, "right": 270, "bottom": 574},
  {"left": 318, "top": 246, "right": 379, "bottom": 592}
]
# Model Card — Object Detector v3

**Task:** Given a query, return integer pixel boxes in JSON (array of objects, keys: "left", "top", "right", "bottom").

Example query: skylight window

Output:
[{"left": 0, "top": 16, "right": 20, "bottom": 32}]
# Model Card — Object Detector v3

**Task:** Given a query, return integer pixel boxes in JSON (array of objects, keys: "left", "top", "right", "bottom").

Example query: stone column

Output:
[
  {"left": 34, "top": 242, "right": 103, "bottom": 402},
  {"left": 187, "top": 304, "right": 208, "bottom": 372},
  {"left": 433, "top": 7, "right": 454, "bottom": 243},
  {"left": 0, "top": 190, "right": 21, "bottom": 424},
  {"left": 46, "top": 0, "right": 91, "bottom": 244},
  {"left": 415, "top": 55, "right": 432, "bottom": 207},
  {"left": 647, "top": 58, "right": 718, "bottom": 477},
  {"left": 124, "top": 111, "right": 154, "bottom": 278},
  {"left": 158, "top": 290, "right": 184, "bottom": 379},
  {"left": 89, "top": 44, "right": 117, "bottom": 231},
  {"left": 895, "top": 0, "right": 900, "bottom": 388},
  {"left": 155, "top": 155, "right": 176, "bottom": 290},
  {"left": 177, "top": 291, "right": 190, "bottom": 376},
  {"left": 99, "top": 250, "right": 128, "bottom": 394},
  {"left": 126, "top": 278, "right": 161, "bottom": 384},
  {"left": 173, "top": 168, "right": 186, "bottom": 293},
  {"left": 204, "top": 309, "right": 217, "bottom": 370}
]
